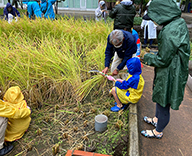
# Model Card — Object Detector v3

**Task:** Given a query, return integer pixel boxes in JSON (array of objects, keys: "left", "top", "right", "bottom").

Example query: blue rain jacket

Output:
[
  {"left": 105, "top": 30, "right": 137, "bottom": 70},
  {"left": 27, "top": 1, "right": 42, "bottom": 18},
  {"left": 115, "top": 57, "right": 145, "bottom": 103},
  {"left": 132, "top": 29, "right": 141, "bottom": 57},
  {"left": 3, "top": 3, "right": 20, "bottom": 20},
  {"left": 132, "top": 29, "right": 139, "bottom": 43},
  {"left": 40, "top": 0, "right": 57, "bottom": 20}
]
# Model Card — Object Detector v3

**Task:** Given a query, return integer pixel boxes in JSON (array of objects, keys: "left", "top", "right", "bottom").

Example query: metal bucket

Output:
[{"left": 95, "top": 114, "right": 108, "bottom": 132}]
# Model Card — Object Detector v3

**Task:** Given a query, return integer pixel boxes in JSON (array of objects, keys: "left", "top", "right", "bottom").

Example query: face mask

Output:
[{"left": 114, "top": 44, "right": 122, "bottom": 48}]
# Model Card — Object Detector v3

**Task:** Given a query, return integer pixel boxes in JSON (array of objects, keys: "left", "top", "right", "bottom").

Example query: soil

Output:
[{"left": 7, "top": 86, "right": 129, "bottom": 156}]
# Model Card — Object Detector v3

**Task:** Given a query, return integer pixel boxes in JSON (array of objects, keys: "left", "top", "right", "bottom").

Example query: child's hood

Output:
[
  {"left": 126, "top": 57, "right": 141, "bottom": 75},
  {"left": 6, "top": 3, "right": 12, "bottom": 8},
  {"left": 3, "top": 86, "right": 24, "bottom": 104}
]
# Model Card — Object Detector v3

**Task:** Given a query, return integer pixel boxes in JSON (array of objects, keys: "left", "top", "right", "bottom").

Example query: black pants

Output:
[
  {"left": 144, "top": 26, "right": 153, "bottom": 46},
  {"left": 155, "top": 103, "right": 170, "bottom": 132}
]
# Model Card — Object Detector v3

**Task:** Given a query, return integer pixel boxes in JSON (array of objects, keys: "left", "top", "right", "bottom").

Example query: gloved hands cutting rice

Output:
[{"left": 88, "top": 70, "right": 117, "bottom": 82}]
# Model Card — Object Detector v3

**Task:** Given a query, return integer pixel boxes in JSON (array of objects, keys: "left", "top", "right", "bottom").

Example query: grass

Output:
[
  {"left": 0, "top": 16, "right": 130, "bottom": 156},
  {"left": 0, "top": 16, "right": 112, "bottom": 102},
  {"left": 7, "top": 89, "right": 130, "bottom": 156}
]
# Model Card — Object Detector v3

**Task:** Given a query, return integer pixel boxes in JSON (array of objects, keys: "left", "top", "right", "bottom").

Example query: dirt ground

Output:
[{"left": 6, "top": 83, "right": 130, "bottom": 156}]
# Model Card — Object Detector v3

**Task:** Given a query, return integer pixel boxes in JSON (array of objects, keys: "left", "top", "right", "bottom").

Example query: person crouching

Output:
[{"left": 109, "top": 57, "right": 145, "bottom": 112}]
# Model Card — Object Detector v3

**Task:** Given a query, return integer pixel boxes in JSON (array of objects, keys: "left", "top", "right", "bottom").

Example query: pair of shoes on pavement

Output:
[
  {"left": 141, "top": 129, "right": 163, "bottom": 139},
  {"left": 110, "top": 102, "right": 126, "bottom": 112},
  {"left": 0, "top": 144, "right": 13, "bottom": 156},
  {"left": 141, "top": 116, "right": 163, "bottom": 139},
  {"left": 143, "top": 116, "right": 157, "bottom": 127}
]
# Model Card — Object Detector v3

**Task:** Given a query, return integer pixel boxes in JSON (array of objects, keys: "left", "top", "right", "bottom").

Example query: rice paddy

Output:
[{"left": 0, "top": 17, "right": 130, "bottom": 156}]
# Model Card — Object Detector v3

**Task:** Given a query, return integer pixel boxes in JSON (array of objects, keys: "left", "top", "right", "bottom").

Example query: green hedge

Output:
[{"left": 133, "top": 16, "right": 142, "bottom": 25}]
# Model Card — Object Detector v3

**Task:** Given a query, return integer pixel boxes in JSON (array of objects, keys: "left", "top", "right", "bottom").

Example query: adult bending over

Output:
[{"left": 102, "top": 29, "right": 137, "bottom": 79}]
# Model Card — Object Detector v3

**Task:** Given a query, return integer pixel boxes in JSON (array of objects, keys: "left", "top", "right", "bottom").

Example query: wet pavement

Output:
[{"left": 138, "top": 65, "right": 192, "bottom": 156}]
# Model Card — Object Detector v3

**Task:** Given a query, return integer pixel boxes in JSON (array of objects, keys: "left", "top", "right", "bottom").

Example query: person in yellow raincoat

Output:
[
  {"left": 108, "top": 57, "right": 145, "bottom": 112},
  {"left": 0, "top": 86, "right": 31, "bottom": 156}
]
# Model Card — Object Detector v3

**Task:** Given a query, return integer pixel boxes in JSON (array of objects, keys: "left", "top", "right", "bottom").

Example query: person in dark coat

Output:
[
  {"left": 3, "top": 3, "right": 20, "bottom": 21},
  {"left": 109, "top": 0, "right": 136, "bottom": 32},
  {"left": 141, "top": 0, "right": 190, "bottom": 139},
  {"left": 102, "top": 29, "right": 137, "bottom": 79}
]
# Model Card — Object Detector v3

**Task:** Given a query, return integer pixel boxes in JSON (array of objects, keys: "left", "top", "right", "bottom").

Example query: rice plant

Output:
[{"left": 0, "top": 17, "right": 113, "bottom": 106}]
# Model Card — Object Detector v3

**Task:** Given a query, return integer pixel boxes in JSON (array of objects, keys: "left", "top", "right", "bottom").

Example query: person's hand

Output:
[
  {"left": 116, "top": 79, "right": 123, "bottom": 83},
  {"left": 143, "top": 51, "right": 149, "bottom": 56},
  {"left": 15, "top": 17, "right": 18, "bottom": 21},
  {"left": 107, "top": 75, "right": 115, "bottom": 81},
  {"left": 27, "top": 106, "right": 32, "bottom": 113},
  {"left": 102, "top": 67, "right": 108, "bottom": 75},
  {"left": 112, "top": 69, "right": 119, "bottom": 76},
  {"left": 140, "top": 52, "right": 148, "bottom": 63}
]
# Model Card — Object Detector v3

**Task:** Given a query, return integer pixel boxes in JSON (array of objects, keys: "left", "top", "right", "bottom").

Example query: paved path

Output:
[{"left": 138, "top": 65, "right": 192, "bottom": 156}]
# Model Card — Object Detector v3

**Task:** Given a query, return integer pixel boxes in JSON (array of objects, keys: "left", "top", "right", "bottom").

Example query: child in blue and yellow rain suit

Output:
[{"left": 110, "top": 57, "right": 145, "bottom": 112}]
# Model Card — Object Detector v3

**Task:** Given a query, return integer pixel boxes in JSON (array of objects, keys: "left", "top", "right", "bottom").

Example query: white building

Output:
[
  {"left": 0, "top": 0, "right": 99, "bottom": 17},
  {"left": 0, "top": 0, "right": 98, "bottom": 10}
]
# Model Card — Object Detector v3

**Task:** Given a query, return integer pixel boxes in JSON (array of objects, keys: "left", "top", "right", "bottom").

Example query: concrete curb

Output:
[
  {"left": 187, "top": 60, "right": 192, "bottom": 91},
  {"left": 187, "top": 74, "right": 192, "bottom": 92},
  {"left": 188, "top": 60, "right": 192, "bottom": 69},
  {"left": 128, "top": 104, "right": 139, "bottom": 156}
]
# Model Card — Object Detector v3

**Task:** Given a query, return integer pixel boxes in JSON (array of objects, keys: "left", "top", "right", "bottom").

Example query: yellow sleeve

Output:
[
  {"left": 0, "top": 100, "right": 31, "bottom": 119},
  {"left": 12, "top": 108, "right": 31, "bottom": 119}
]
